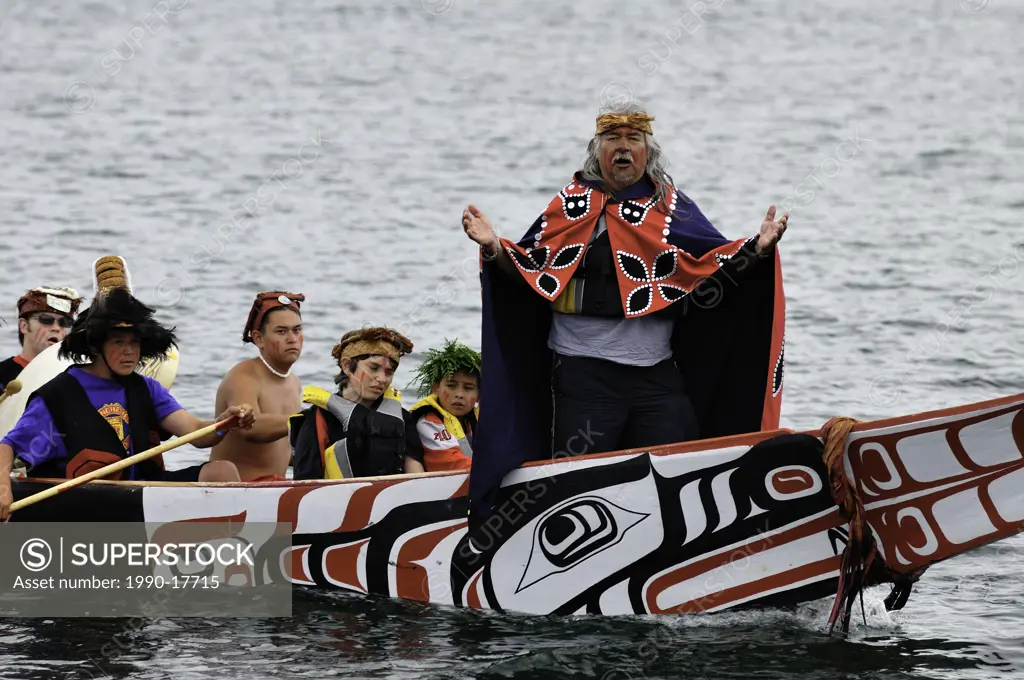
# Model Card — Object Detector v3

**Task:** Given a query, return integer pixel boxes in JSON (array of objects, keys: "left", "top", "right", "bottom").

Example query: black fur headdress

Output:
[{"left": 59, "top": 284, "right": 177, "bottom": 363}]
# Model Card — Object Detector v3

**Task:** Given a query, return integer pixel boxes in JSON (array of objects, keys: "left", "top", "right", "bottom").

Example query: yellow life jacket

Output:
[{"left": 410, "top": 394, "right": 477, "bottom": 460}]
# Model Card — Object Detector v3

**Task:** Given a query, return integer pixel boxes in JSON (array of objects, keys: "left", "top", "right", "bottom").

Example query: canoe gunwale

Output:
[{"left": 12, "top": 390, "right": 1024, "bottom": 490}]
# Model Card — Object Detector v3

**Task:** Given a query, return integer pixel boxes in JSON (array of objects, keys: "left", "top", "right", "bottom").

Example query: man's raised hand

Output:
[
  {"left": 757, "top": 205, "right": 789, "bottom": 255},
  {"left": 462, "top": 205, "right": 500, "bottom": 255}
]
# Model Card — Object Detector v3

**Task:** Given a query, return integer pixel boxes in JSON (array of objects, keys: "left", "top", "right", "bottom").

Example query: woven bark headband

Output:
[
  {"left": 595, "top": 112, "right": 655, "bottom": 135},
  {"left": 331, "top": 327, "right": 414, "bottom": 365},
  {"left": 242, "top": 291, "right": 305, "bottom": 343}
]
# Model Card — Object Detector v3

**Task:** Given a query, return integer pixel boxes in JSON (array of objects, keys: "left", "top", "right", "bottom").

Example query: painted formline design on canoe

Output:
[
  {"left": 10, "top": 392, "right": 1024, "bottom": 618},
  {"left": 140, "top": 434, "right": 841, "bottom": 615},
  {"left": 846, "top": 397, "right": 1024, "bottom": 574}
]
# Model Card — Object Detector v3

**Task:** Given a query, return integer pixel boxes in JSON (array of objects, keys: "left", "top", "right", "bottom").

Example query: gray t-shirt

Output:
[{"left": 548, "top": 313, "right": 674, "bottom": 366}]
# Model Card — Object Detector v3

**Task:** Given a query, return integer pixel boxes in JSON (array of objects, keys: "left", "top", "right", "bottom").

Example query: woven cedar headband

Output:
[
  {"left": 595, "top": 112, "right": 655, "bottom": 135},
  {"left": 331, "top": 327, "right": 414, "bottom": 365}
]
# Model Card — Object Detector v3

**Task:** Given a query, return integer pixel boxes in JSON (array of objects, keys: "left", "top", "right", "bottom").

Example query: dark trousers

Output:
[{"left": 551, "top": 353, "right": 698, "bottom": 457}]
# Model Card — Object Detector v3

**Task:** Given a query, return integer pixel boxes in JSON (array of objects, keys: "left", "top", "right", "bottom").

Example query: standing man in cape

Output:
[
  {"left": 210, "top": 291, "right": 304, "bottom": 481},
  {"left": 460, "top": 101, "right": 789, "bottom": 526}
]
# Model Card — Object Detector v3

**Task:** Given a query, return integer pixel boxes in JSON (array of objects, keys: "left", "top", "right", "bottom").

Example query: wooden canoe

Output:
[{"left": 7, "top": 391, "right": 1024, "bottom": 618}]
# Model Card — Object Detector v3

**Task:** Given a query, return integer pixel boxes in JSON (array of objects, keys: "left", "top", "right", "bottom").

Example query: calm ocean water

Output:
[{"left": 1, "top": 0, "right": 1023, "bottom": 677}]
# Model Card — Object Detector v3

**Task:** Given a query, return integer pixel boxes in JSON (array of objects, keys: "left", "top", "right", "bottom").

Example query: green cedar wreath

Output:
[{"left": 409, "top": 338, "right": 482, "bottom": 397}]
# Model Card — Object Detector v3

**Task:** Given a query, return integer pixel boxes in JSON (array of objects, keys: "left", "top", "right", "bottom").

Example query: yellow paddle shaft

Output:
[{"left": 10, "top": 416, "right": 233, "bottom": 513}]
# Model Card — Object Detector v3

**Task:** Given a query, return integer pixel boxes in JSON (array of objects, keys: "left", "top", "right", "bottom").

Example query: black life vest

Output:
[
  {"left": 289, "top": 388, "right": 409, "bottom": 480},
  {"left": 28, "top": 370, "right": 166, "bottom": 480}
]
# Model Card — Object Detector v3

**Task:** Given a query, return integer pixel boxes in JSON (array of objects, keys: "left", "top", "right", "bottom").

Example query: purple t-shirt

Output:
[{"left": 1, "top": 367, "right": 183, "bottom": 478}]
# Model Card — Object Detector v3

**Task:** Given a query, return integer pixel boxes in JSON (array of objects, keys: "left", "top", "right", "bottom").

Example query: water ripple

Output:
[{"left": 1, "top": 0, "right": 1023, "bottom": 677}]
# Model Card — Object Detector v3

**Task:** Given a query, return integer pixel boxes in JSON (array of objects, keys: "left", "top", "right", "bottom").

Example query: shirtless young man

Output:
[{"left": 209, "top": 292, "right": 304, "bottom": 481}]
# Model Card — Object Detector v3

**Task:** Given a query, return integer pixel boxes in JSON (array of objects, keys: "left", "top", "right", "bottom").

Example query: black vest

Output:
[
  {"left": 291, "top": 399, "right": 408, "bottom": 480},
  {"left": 0, "top": 356, "right": 24, "bottom": 392},
  {"left": 572, "top": 207, "right": 676, "bottom": 319},
  {"left": 29, "top": 370, "right": 165, "bottom": 480},
  {"left": 576, "top": 227, "right": 624, "bottom": 316}
]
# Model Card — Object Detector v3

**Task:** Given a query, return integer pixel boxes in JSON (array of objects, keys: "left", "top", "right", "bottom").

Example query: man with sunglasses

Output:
[
  {"left": 209, "top": 291, "right": 305, "bottom": 481},
  {"left": 0, "top": 287, "right": 83, "bottom": 390}
]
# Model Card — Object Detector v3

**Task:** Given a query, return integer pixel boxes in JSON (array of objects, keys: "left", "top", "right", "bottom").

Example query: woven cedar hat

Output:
[{"left": 59, "top": 256, "right": 177, "bottom": 363}]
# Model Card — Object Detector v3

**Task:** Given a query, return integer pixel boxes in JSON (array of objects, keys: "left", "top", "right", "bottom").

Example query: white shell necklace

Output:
[{"left": 259, "top": 353, "right": 291, "bottom": 379}]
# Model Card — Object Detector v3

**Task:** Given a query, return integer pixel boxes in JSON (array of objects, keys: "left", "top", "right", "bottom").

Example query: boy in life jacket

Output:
[
  {"left": 405, "top": 339, "right": 480, "bottom": 473},
  {"left": 0, "top": 269, "right": 253, "bottom": 516},
  {"left": 290, "top": 327, "right": 424, "bottom": 480}
]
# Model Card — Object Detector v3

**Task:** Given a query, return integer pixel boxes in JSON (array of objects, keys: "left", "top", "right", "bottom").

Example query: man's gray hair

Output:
[{"left": 581, "top": 100, "right": 675, "bottom": 208}]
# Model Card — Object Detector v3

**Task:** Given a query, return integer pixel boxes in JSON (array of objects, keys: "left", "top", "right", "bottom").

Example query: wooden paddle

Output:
[
  {"left": 0, "top": 379, "right": 22, "bottom": 407},
  {"left": 9, "top": 415, "right": 236, "bottom": 513}
]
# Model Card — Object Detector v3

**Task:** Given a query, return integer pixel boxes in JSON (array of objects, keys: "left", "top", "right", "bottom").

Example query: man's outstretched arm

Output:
[
  {"left": 161, "top": 405, "right": 255, "bottom": 449},
  {"left": 214, "top": 372, "right": 291, "bottom": 444},
  {"left": 463, "top": 204, "right": 519, "bottom": 278}
]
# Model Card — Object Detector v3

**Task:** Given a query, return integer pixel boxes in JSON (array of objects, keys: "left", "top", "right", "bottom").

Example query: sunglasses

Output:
[{"left": 34, "top": 314, "right": 73, "bottom": 328}]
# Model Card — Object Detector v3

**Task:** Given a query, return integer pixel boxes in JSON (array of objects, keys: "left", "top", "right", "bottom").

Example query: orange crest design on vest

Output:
[
  {"left": 500, "top": 178, "right": 754, "bottom": 316},
  {"left": 98, "top": 402, "right": 132, "bottom": 451}
]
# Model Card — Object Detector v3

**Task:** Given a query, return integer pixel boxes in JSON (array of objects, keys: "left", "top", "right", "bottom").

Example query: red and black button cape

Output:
[{"left": 467, "top": 173, "right": 786, "bottom": 527}]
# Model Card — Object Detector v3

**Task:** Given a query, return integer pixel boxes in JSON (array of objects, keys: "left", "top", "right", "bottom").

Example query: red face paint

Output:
[
  {"left": 600, "top": 145, "right": 621, "bottom": 173},
  {"left": 357, "top": 367, "right": 382, "bottom": 395},
  {"left": 103, "top": 335, "right": 140, "bottom": 376},
  {"left": 434, "top": 372, "right": 479, "bottom": 417},
  {"left": 258, "top": 309, "right": 303, "bottom": 367},
  {"left": 343, "top": 356, "right": 395, "bottom": 404},
  {"left": 24, "top": 317, "right": 67, "bottom": 357}
]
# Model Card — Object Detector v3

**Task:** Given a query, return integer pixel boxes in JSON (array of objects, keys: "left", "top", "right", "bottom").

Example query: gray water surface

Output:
[{"left": 1, "top": 0, "right": 1023, "bottom": 677}]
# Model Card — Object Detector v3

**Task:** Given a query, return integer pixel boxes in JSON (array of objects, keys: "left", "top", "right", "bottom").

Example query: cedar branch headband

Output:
[
  {"left": 242, "top": 291, "right": 305, "bottom": 343},
  {"left": 595, "top": 112, "right": 655, "bottom": 135}
]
